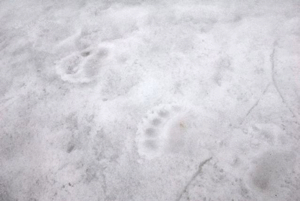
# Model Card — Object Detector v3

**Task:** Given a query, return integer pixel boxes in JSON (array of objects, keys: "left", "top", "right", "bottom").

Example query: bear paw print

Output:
[
  {"left": 135, "top": 104, "right": 207, "bottom": 160},
  {"left": 55, "top": 46, "right": 110, "bottom": 84}
]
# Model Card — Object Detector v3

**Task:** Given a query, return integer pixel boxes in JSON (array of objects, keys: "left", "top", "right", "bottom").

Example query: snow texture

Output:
[{"left": 0, "top": 0, "right": 300, "bottom": 201}]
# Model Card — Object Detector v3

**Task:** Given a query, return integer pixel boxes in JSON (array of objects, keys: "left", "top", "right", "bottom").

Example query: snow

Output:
[{"left": 0, "top": 0, "right": 300, "bottom": 201}]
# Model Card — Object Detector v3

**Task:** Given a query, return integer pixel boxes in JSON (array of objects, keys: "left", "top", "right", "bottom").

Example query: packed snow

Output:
[{"left": 0, "top": 0, "right": 300, "bottom": 200}]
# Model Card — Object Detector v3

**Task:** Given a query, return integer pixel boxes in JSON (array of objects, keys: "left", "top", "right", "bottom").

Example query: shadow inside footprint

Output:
[
  {"left": 145, "top": 128, "right": 157, "bottom": 137},
  {"left": 158, "top": 110, "right": 170, "bottom": 118},
  {"left": 61, "top": 54, "right": 81, "bottom": 75},
  {"left": 81, "top": 51, "right": 91, "bottom": 57},
  {"left": 144, "top": 140, "right": 158, "bottom": 150},
  {"left": 151, "top": 118, "right": 161, "bottom": 126}
]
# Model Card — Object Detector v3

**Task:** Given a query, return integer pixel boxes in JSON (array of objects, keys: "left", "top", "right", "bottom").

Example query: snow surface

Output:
[{"left": 0, "top": 0, "right": 300, "bottom": 200}]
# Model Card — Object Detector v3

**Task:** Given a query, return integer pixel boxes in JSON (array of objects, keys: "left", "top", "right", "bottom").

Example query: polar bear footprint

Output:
[
  {"left": 136, "top": 104, "right": 202, "bottom": 160},
  {"left": 55, "top": 46, "right": 110, "bottom": 84}
]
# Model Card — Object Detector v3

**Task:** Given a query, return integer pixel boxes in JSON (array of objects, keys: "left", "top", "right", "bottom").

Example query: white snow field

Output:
[{"left": 0, "top": 0, "right": 300, "bottom": 200}]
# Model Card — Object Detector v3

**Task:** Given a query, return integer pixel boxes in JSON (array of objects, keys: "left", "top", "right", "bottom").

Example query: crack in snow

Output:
[
  {"left": 270, "top": 44, "right": 299, "bottom": 124},
  {"left": 176, "top": 157, "right": 212, "bottom": 201},
  {"left": 240, "top": 83, "right": 271, "bottom": 125}
]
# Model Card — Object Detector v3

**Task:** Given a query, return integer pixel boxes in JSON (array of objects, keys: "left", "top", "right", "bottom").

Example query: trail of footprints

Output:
[
  {"left": 136, "top": 104, "right": 208, "bottom": 159},
  {"left": 136, "top": 104, "right": 299, "bottom": 199}
]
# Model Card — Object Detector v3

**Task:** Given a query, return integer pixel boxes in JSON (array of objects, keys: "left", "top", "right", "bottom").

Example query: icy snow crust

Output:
[{"left": 0, "top": 0, "right": 300, "bottom": 200}]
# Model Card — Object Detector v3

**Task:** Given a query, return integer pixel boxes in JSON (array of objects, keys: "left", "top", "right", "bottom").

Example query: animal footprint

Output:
[
  {"left": 246, "top": 149, "right": 297, "bottom": 200},
  {"left": 55, "top": 46, "right": 110, "bottom": 84},
  {"left": 136, "top": 104, "right": 205, "bottom": 159}
]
